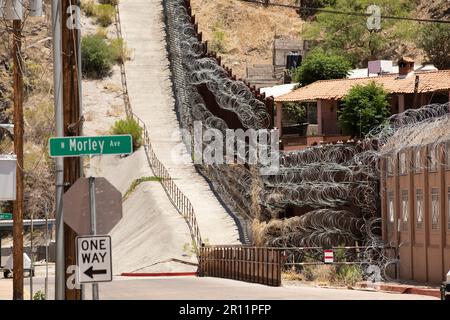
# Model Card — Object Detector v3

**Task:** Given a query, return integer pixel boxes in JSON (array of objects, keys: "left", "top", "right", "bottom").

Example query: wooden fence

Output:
[{"left": 199, "top": 246, "right": 282, "bottom": 287}]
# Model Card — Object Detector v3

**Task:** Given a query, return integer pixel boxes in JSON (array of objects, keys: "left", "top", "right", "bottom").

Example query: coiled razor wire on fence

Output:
[{"left": 163, "top": 0, "right": 450, "bottom": 279}]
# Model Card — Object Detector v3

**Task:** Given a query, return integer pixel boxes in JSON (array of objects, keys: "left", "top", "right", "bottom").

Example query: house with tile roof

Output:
[{"left": 274, "top": 57, "right": 450, "bottom": 151}]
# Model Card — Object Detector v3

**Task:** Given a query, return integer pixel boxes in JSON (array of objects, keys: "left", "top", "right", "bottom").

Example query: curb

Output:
[
  {"left": 121, "top": 272, "right": 197, "bottom": 277},
  {"left": 356, "top": 282, "right": 440, "bottom": 298}
]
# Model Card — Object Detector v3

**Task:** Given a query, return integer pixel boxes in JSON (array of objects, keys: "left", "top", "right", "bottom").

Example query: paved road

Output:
[
  {"left": 119, "top": 0, "right": 241, "bottom": 245},
  {"left": 0, "top": 274, "right": 436, "bottom": 300}
]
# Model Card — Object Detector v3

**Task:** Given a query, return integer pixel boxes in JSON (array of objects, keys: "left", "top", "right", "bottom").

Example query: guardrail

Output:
[
  {"left": 199, "top": 245, "right": 282, "bottom": 287},
  {"left": 114, "top": 4, "right": 203, "bottom": 255}
]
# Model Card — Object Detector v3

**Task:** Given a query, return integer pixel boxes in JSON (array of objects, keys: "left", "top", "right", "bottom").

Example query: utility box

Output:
[
  {"left": 368, "top": 60, "right": 393, "bottom": 75},
  {"left": 0, "top": 155, "right": 16, "bottom": 201}
]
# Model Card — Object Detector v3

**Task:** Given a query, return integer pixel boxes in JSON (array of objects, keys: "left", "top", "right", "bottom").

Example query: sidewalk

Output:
[
  {"left": 356, "top": 281, "right": 441, "bottom": 298},
  {"left": 118, "top": 0, "right": 241, "bottom": 245}
]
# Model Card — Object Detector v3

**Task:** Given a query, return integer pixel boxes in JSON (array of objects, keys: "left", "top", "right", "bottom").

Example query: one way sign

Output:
[{"left": 76, "top": 235, "right": 112, "bottom": 283}]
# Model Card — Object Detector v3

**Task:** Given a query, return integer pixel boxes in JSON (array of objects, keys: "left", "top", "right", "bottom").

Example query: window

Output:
[
  {"left": 431, "top": 188, "right": 440, "bottom": 230},
  {"left": 305, "top": 102, "right": 317, "bottom": 124},
  {"left": 414, "top": 148, "right": 422, "bottom": 173},
  {"left": 401, "top": 190, "right": 409, "bottom": 231},
  {"left": 387, "top": 156, "right": 394, "bottom": 176},
  {"left": 448, "top": 188, "right": 450, "bottom": 230},
  {"left": 446, "top": 142, "right": 450, "bottom": 169},
  {"left": 388, "top": 192, "right": 395, "bottom": 223},
  {"left": 401, "top": 191, "right": 408, "bottom": 222},
  {"left": 399, "top": 152, "right": 407, "bottom": 175},
  {"left": 416, "top": 189, "right": 423, "bottom": 229},
  {"left": 428, "top": 146, "right": 438, "bottom": 171}
]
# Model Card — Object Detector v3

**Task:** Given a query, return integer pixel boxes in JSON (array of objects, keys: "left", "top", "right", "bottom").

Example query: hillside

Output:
[
  {"left": 191, "top": 0, "right": 450, "bottom": 77},
  {"left": 190, "top": 0, "right": 304, "bottom": 78},
  {"left": 0, "top": 13, "right": 55, "bottom": 219}
]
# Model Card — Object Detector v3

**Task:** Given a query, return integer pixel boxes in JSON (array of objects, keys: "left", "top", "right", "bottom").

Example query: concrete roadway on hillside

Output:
[{"left": 0, "top": 270, "right": 436, "bottom": 300}]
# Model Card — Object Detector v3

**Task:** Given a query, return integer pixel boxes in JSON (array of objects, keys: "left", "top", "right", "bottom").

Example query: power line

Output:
[{"left": 239, "top": 0, "right": 450, "bottom": 24}]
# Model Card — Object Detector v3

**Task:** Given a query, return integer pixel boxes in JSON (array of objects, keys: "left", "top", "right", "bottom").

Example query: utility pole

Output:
[
  {"left": 52, "top": 0, "right": 66, "bottom": 301},
  {"left": 12, "top": 17, "right": 24, "bottom": 301},
  {"left": 61, "top": 0, "right": 82, "bottom": 300}
]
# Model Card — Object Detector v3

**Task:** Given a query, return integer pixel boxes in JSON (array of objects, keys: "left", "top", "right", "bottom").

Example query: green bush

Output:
[
  {"left": 81, "top": 0, "right": 96, "bottom": 17},
  {"left": 417, "top": 23, "right": 450, "bottom": 70},
  {"left": 33, "top": 290, "right": 46, "bottom": 300},
  {"left": 210, "top": 22, "right": 227, "bottom": 53},
  {"left": 334, "top": 264, "right": 363, "bottom": 286},
  {"left": 338, "top": 81, "right": 390, "bottom": 138},
  {"left": 81, "top": 35, "right": 114, "bottom": 78},
  {"left": 109, "top": 38, "right": 130, "bottom": 63},
  {"left": 95, "top": 27, "right": 109, "bottom": 39},
  {"left": 95, "top": 4, "right": 115, "bottom": 27},
  {"left": 111, "top": 118, "right": 143, "bottom": 150},
  {"left": 292, "top": 49, "right": 351, "bottom": 86}
]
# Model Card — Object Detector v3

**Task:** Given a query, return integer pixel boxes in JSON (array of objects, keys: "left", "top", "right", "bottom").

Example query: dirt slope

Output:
[{"left": 190, "top": 0, "right": 303, "bottom": 78}]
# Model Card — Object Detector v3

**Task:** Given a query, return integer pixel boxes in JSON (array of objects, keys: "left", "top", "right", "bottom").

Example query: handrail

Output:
[{"left": 114, "top": 4, "right": 203, "bottom": 256}]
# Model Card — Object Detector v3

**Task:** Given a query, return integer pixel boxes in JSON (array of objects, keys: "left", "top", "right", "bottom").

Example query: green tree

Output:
[
  {"left": 292, "top": 49, "right": 351, "bottom": 86},
  {"left": 417, "top": 23, "right": 450, "bottom": 70},
  {"left": 338, "top": 81, "right": 390, "bottom": 137},
  {"left": 304, "top": 0, "right": 417, "bottom": 66}
]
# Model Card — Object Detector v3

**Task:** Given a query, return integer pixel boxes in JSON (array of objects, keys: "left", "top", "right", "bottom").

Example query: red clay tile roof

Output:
[{"left": 275, "top": 70, "right": 450, "bottom": 102}]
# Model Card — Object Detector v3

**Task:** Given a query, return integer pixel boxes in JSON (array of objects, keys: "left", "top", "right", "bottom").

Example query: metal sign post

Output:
[{"left": 89, "top": 177, "right": 99, "bottom": 300}]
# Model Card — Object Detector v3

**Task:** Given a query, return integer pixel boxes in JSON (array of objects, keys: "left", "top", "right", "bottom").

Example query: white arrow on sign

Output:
[{"left": 76, "top": 235, "right": 112, "bottom": 284}]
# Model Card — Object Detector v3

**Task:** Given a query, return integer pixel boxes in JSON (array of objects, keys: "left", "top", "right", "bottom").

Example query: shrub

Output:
[
  {"left": 95, "top": 27, "right": 109, "bottom": 39},
  {"left": 292, "top": 49, "right": 351, "bottom": 86},
  {"left": 334, "top": 264, "right": 363, "bottom": 286},
  {"left": 95, "top": 4, "right": 115, "bottom": 27},
  {"left": 110, "top": 117, "right": 143, "bottom": 150},
  {"left": 339, "top": 81, "right": 390, "bottom": 138},
  {"left": 210, "top": 22, "right": 227, "bottom": 53},
  {"left": 33, "top": 290, "right": 46, "bottom": 300},
  {"left": 109, "top": 38, "right": 130, "bottom": 63},
  {"left": 81, "top": 0, "right": 96, "bottom": 17},
  {"left": 417, "top": 23, "right": 450, "bottom": 70},
  {"left": 81, "top": 34, "right": 114, "bottom": 78}
]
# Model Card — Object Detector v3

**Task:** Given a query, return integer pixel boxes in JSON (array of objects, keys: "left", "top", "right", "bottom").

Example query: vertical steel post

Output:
[
  {"left": 30, "top": 210, "right": 34, "bottom": 300},
  {"left": 89, "top": 177, "right": 99, "bottom": 300},
  {"left": 45, "top": 203, "right": 49, "bottom": 300},
  {"left": 51, "top": 0, "right": 65, "bottom": 300}
]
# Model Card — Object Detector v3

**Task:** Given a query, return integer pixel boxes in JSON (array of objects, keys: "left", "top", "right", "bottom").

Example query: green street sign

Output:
[
  {"left": 49, "top": 135, "right": 133, "bottom": 157},
  {"left": 0, "top": 213, "right": 12, "bottom": 220}
]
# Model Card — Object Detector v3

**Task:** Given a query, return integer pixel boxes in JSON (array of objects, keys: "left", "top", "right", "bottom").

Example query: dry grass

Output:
[
  {"left": 190, "top": 0, "right": 304, "bottom": 78},
  {"left": 283, "top": 264, "right": 363, "bottom": 287}
]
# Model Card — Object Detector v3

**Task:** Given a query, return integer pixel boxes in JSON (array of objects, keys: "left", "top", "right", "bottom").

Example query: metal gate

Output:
[{"left": 199, "top": 246, "right": 282, "bottom": 286}]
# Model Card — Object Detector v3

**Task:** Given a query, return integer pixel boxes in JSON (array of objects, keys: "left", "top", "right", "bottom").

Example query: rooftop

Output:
[{"left": 276, "top": 70, "right": 450, "bottom": 103}]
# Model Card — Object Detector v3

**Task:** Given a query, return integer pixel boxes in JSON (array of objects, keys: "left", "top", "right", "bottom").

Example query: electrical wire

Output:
[{"left": 238, "top": 0, "right": 450, "bottom": 24}]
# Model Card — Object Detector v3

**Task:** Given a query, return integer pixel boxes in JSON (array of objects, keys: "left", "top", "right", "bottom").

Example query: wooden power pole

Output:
[
  {"left": 61, "top": 0, "right": 82, "bottom": 300},
  {"left": 12, "top": 18, "right": 24, "bottom": 301}
]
